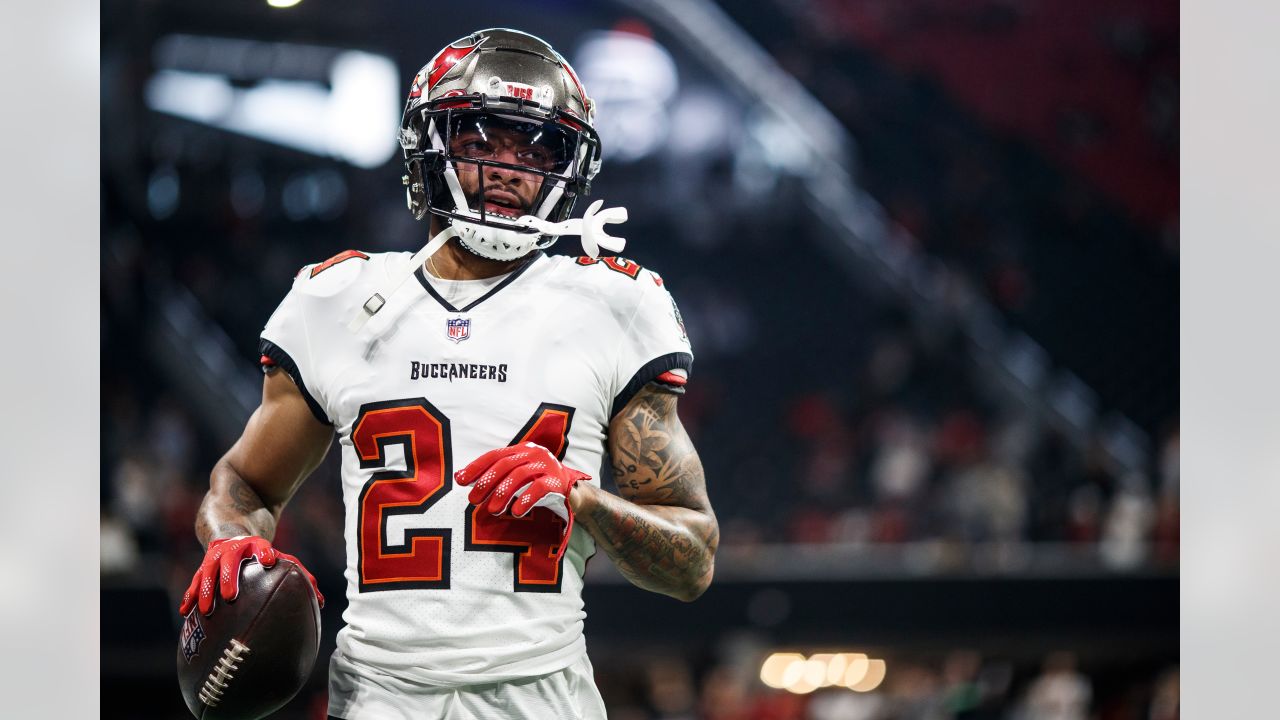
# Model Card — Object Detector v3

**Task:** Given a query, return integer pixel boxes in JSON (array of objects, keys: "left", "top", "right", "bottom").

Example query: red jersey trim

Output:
[{"left": 656, "top": 370, "right": 687, "bottom": 386}]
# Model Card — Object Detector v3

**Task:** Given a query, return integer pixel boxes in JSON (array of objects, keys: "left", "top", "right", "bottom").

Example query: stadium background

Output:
[{"left": 100, "top": 1, "right": 1178, "bottom": 718}]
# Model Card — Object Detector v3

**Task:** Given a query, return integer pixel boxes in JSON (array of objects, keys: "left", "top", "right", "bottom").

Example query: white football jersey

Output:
[{"left": 258, "top": 249, "right": 692, "bottom": 699}]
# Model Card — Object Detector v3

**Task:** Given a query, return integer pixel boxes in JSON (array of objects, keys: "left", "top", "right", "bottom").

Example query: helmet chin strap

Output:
[{"left": 346, "top": 200, "right": 628, "bottom": 336}]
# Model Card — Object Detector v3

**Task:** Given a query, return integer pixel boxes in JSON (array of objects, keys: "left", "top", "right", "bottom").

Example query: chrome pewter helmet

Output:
[{"left": 400, "top": 28, "right": 605, "bottom": 261}]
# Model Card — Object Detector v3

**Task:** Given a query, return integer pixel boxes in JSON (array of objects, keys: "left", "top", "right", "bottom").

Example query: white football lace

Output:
[{"left": 199, "top": 638, "right": 251, "bottom": 708}]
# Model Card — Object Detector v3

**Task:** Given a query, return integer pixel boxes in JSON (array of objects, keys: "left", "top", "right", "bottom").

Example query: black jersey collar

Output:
[{"left": 414, "top": 251, "right": 544, "bottom": 313}]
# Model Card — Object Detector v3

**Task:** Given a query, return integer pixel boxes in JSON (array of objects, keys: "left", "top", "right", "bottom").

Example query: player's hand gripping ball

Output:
[
  {"left": 180, "top": 536, "right": 324, "bottom": 616},
  {"left": 456, "top": 442, "right": 590, "bottom": 561},
  {"left": 176, "top": 537, "right": 324, "bottom": 720}
]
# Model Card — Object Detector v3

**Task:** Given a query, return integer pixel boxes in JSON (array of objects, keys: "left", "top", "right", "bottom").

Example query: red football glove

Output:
[
  {"left": 455, "top": 442, "right": 590, "bottom": 561},
  {"left": 179, "top": 535, "right": 323, "bottom": 616}
]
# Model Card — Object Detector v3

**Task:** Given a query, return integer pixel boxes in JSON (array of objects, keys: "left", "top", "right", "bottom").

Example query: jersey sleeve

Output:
[
  {"left": 259, "top": 270, "right": 332, "bottom": 426},
  {"left": 610, "top": 270, "right": 694, "bottom": 419}
]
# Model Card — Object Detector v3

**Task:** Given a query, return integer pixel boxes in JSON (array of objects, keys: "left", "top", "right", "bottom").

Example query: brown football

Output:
[{"left": 176, "top": 558, "right": 321, "bottom": 720}]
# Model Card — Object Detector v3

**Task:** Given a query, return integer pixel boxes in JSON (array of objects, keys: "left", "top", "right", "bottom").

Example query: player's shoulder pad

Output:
[
  {"left": 558, "top": 254, "right": 673, "bottom": 298},
  {"left": 554, "top": 255, "right": 686, "bottom": 343},
  {"left": 291, "top": 249, "right": 398, "bottom": 300}
]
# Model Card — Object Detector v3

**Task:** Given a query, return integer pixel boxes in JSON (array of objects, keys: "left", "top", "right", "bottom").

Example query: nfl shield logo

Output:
[
  {"left": 446, "top": 317, "right": 471, "bottom": 343},
  {"left": 180, "top": 611, "right": 206, "bottom": 663}
]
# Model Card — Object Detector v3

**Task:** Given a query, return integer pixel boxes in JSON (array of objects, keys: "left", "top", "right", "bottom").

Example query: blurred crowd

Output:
[
  {"left": 727, "top": 0, "right": 1178, "bottom": 434},
  {"left": 264, "top": 647, "right": 1178, "bottom": 720},
  {"left": 597, "top": 649, "right": 1178, "bottom": 720}
]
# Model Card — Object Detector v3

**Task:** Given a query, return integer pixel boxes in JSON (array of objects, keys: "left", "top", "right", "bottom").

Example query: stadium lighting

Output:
[
  {"left": 841, "top": 653, "right": 871, "bottom": 688},
  {"left": 762, "top": 652, "right": 885, "bottom": 694},
  {"left": 574, "top": 29, "right": 678, "bottom": 163},
  {"left": 267, "top": 0, "right": 302, "bottom": 8},
  {"left": 798, "top": 658, "right": 827, "bottom": 691},
  {"left": 849, "top": 659, "right": 887, "bottom": 692},
  {"left": 826, "top": 653, "right": 862, "bottom": 686},
  {"left": 779, "top": 656, "right": 808, "bottom": 689},
  {"left": 781, "top": 660, "right": 819, "bottom": 694},
  {"left": 144, "top": 36, "right": 399, "bottom": 168},
  {"left": 759, "top": 653, "right": 805, "bottom": 689},
  {"left": 807, "top": 654, "right": 836, "bottom": 687}
]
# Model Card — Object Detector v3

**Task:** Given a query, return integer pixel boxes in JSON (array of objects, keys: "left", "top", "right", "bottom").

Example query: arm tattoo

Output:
[
  {"left": 228, "top": 476, "right": 265, "bottom": 514},
  {"left": 584, "top": 496, "right": 717, "bottom": 597},
  {"left": 195, "top": 464, "right": 276, "bottom": 548},
  {"left": 609, "top": 389, "right": 708, "bottom": 508},
  {"left": 195, "top": 514, "right": 252, "bottom": 548},
  {"left": 578, "top": 384, "right": 719, "bottom": 600}
]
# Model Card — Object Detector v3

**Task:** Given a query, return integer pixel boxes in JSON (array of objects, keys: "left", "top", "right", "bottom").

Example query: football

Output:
[{"left": 176, "top": 557, "right": 321, "bottom": 720}]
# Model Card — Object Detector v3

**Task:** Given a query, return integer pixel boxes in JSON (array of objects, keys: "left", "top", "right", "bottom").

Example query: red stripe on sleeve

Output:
[
  {"left": 656, "top": 370, "right": 687, "bottom": 386},
  {"left": 260, "top": 354, "right": 276, "bottom": 367}
]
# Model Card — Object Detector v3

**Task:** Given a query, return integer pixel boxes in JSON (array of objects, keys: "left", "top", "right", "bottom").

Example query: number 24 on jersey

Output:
[{"left": 352, "top": 398, "right": 577, "bottom": 594}]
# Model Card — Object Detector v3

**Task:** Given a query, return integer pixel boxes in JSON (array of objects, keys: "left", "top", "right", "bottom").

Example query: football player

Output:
[{"left": 179, "top": 28, "right": 719, "bottom": 719}]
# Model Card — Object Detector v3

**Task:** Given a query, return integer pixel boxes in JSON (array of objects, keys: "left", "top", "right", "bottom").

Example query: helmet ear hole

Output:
[{"left": 405, "top": 159, "right": 429, "bottom": 220}]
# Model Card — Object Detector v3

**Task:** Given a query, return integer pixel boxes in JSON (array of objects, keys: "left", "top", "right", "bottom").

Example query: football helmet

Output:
[{"left": 400, "top": 28, "right": 604, "bottom": 261}]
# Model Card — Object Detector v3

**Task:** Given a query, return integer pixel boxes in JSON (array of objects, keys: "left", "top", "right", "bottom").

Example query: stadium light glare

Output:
[
  {"left": 780, "top": 657, "right": 808, "bottom": 690},
  {"left": 841, "top": 654, "right": 871, "bottom": 688},
  {"left": 267, "top": 0, "right": 302, "bottom": 8},
  {"left": 849, "top": 659, "right": 887, "bottom": 692},
  {"left": 760, "top": 653, "right": 805, "bottom": 689},
  {"left": 145, "top": 45, "right": 399, "bottom": 168},
  {"left": 765, "top": 651, "right": 885, "bottom": 694},
  {"left": 574, "top": 30, "right": 678, "bottom": 163},
  {"left": 807, "top": 654, "right": 836, "bottom": 687},
  {"left": 801, "top": 658, "right": 828, "bottom": 688},
  {"left": 825, "top": 653, "right": 854, "bottom": 685},
  {"left": 784, "top": 660, "right": 822, "bottom": 695}
]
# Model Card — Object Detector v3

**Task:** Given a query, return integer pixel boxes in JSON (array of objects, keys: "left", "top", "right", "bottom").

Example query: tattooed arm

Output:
[
  {"left": 195, "top": 368, "right": 333, "bottom": 548},
  {"left": 570, "top": 383, "right": 719, "bottom": 601}
]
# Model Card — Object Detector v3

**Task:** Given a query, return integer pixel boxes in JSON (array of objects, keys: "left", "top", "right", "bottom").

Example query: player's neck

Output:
[{"left": 425, "top": 225, "right": 533, "bottom": 281}]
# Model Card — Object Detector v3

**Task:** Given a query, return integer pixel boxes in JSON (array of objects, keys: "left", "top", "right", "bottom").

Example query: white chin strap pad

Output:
[{"left": 514, "top": 199, "right": 627, "bottom": 259}]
